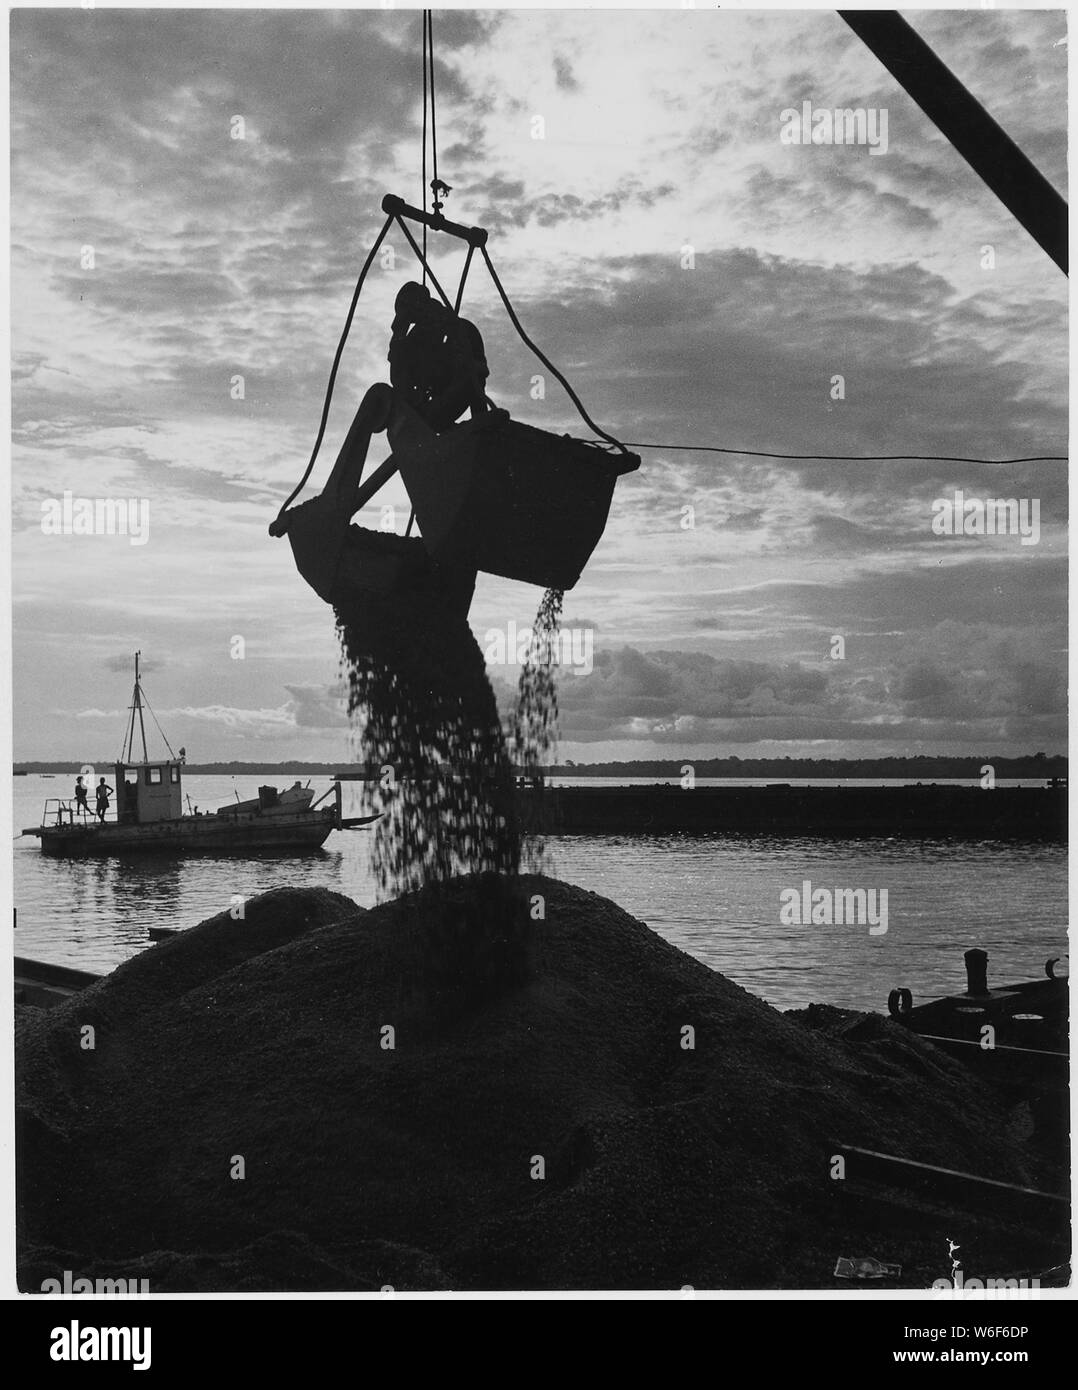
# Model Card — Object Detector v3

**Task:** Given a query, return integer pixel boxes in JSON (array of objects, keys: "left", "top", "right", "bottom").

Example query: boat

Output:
[
  {"left": 15, "top": 956, "right": 102, "bottom": 1009},
  {"left": 886, "top": 948, "right": 1068, "bottom": 1069},
  {"left": 20, "top": 654, "right": 377, "bottom": 856},
  {"left": 217, "top": 783, "right": 317, "bottom": 817},
  {"left": 886, "top": 949, "right": 1068, "bottom": 1158}
]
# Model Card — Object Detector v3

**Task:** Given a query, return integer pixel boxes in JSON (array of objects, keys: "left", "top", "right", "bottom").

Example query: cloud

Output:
[
  {"left": 463, "top": 174, "right": 679, "bottom": 236},
  {"left": 284, "top": 683, "right": 350, "bottom": 730},
  {"left": 553, "top": 54, "right": 579, "bottom": 93},
  {"left": 891, "top": 621, "right": 1066, "bottom": 721},
  {"left": 103, "top": 653, "right": 163, "bottom": 674},
  {"left": 10, "top": 8, "right": 1067, "bottom": 761},
  {"left": 531, "top": 645, "right": 841, "bottom": 742},
  {"left": 492, "top": 622, "right": 1065, "bottom": 749}
]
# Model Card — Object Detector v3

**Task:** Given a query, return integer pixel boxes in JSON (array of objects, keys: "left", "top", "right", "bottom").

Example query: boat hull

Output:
[{"left": 35, "top": 811, "right": 336, "bottom": 857}]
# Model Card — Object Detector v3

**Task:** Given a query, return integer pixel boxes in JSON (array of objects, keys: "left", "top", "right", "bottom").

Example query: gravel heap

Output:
[{"left": 16, "top": 880, "right": 1063, "bottom": 1292}]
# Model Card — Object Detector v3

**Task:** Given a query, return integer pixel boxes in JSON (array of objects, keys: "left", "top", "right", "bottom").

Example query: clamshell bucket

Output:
[
  {"left": 279, "top": 488, "right": 476, "bottom": 621},
  {"left": 390, "top": 409, "right": 640, "bottom": 591}
]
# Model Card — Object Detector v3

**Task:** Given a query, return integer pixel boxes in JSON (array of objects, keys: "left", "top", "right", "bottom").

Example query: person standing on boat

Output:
[
  {"left": 95, "top": 778, "right": 114, "bottom": 824},
  {"left": 74, "top": 776, "right": 90, "bottom": 818}
]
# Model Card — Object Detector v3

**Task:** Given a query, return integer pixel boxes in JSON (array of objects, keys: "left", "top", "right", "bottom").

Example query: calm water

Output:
[{"left": 12, "top": 774, "right": 1067, "bottom": 1012}]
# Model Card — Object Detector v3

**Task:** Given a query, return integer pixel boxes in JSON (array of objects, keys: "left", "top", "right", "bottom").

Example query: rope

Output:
[
  {"left": 120, "top": 699, "right": 135, "bottom": 763},
  {"left": 480, "top": 246, "right": 628, "bottom": 453},
  {"left": 455, "top": 242, "right": 475, "bottom": 314},
  {"left": 142, "top": 693, "right": 177, "bottom": 760},
  {"left": 620, "top": 442, "right": 1068, "bottom": 465},
  {"left": 394, "top": 214, "right": 454, "bottom": 310},
  {"left": 272, "top": 212, "right": 394, "bottom": 521}
]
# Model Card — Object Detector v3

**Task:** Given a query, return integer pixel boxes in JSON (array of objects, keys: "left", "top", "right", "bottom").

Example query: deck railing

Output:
[{"left": 41, "top": 798, "right": 107, "bottom": 828}]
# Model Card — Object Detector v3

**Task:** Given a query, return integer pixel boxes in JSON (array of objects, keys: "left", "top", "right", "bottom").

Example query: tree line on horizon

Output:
[{"left": 14, "top": 752, "right": 1067, "bottom": 778}]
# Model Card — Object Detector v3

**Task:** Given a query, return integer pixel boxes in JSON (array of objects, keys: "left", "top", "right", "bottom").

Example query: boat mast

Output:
[{"left": 123, "top": 651, "right": 150, "bottom": 764}]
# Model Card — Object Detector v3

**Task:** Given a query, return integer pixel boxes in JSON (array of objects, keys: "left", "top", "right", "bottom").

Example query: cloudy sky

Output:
[{"left": 10, "top": 5, "right": 1068, "bottom": 763}]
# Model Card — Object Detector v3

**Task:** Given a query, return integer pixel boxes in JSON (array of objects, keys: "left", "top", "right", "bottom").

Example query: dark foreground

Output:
[{"left": 16, "top": 880, "right": 1069, "bottom": 1291}]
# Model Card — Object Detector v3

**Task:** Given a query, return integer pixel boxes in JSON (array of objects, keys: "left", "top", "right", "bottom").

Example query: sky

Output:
[{"left": 9, "top": 5, "right": 1069, "bottom": 764}]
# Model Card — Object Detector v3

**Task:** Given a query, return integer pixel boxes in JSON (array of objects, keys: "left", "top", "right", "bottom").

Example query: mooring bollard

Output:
[{"left": 964, "top": 947, "right": 989, "bottom": 997}]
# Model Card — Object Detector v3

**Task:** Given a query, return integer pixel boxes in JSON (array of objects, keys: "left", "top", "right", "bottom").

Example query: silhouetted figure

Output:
[
  {"left": 95, "top": 778, "right": 114, "bottom": 824},
  {"left": 74, "top": 776, "right": 90, "bottom": 818}
]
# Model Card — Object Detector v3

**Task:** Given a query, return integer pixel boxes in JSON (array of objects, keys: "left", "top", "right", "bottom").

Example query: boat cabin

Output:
[{"left": 114, "top": 758, "right": 183, "bottom": 825}]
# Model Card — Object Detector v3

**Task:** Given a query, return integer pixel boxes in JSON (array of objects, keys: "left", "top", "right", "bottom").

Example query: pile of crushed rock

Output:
[{"left": 16, "top": 880, "right": 1065, "bottom": 1291}]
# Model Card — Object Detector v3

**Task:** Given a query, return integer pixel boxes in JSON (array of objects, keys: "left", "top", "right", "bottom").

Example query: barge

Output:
[{"left": 515, "top": 781, "right": 1066, "bottom": 840}]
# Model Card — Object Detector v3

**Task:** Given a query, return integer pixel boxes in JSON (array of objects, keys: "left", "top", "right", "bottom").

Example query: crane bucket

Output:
[
  {"left": 390, "top": 408, "right": 640, "bottom": 591},
  {"left": 280, "top": 489, "right": 476, "bottom": 618}
]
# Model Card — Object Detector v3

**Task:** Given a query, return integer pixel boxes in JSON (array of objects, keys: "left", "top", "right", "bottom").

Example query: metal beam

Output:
[{"left": 840, "top": 10, "right": 1067, "bottom": 274}]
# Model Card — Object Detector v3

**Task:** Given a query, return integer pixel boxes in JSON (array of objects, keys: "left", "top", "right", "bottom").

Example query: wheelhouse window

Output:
[
  {"left": 170, "top": 766, "right": 180, "bottom": 784},
  {"left": 124, "top": 769, "right": 139, "bottom": 785},
  {"left": 146, "top": 767, "right": 163, "bottom": 785}
]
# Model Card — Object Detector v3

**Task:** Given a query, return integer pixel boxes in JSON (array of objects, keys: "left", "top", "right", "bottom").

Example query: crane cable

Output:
[
  {"left": 421, "top": 11, "right": 428, "bottom": 286},
  {"left": 417, "top": 9, "right": 1057, "bottom": 467},
  {"left": 274, "top": 9, "right": 634, "bottom": 524},
  {"left": 420, "top": 10, "right": 442, "bottom": 284},
  {"left": 417, "top": 17, "right": 629, "bottom": 456},
  {"left": 270, "top": 213, "right": 395, "bottom": 527},
  {"left": 409, "top": 10, "right": 442, "bottom": 534},
  {"left": 273, "top": 12, "right": 441, "bottom": 529},
  {"left": 427, "top": 10, "right": 440, "bottom": 209},
  {"left": 618, "top": 443, "right": 1067, "bottom": 465},
  {"left": 480, "top": 247, "right": 628, "bottom": 454},
  {"left": 272, "top": 12, "right": 1064, "bottom": 525}
]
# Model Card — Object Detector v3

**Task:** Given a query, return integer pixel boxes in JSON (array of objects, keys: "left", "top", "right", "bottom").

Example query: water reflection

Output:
[{"left": 13, "top": 776, "right": 1067, "bottom": 1011}]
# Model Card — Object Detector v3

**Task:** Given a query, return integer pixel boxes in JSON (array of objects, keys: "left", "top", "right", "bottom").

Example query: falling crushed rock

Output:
[
  {"left": 335, "top": 590, "right": 520, "bottom": 898},
  {"left": 512, "top": 587, "right": 562, "bottom": 873},
  {"left": 336, "top": 581, "right": 564, "bottom": 896}
]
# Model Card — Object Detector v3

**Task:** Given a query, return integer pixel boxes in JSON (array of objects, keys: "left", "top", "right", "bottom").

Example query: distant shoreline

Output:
[{"left": 13, "top": 755, "right": 1068, "bottom": 779}]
